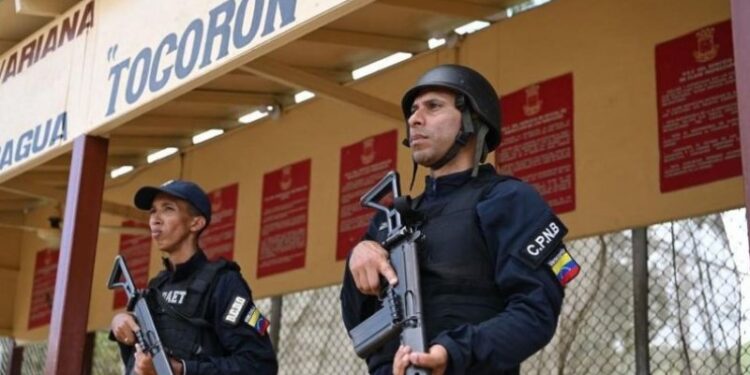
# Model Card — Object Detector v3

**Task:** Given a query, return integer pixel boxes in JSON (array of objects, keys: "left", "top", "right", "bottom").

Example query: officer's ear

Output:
[{"left": 189, "top": 216, "right": 207, "bottom": 234}]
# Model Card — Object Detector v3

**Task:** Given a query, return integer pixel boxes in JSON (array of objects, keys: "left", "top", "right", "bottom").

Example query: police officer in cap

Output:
[
  {"left": 341, "top": 65, "right": 580, "bottom": 375},
  {"left": 110, "top": 180, "right": 277, "bottom": 375}
]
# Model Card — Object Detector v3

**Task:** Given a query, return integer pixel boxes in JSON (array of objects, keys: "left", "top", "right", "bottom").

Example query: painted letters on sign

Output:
[
  {"left": 0, "top": 112, "right": 68, "bottom": 173},
  {"left": 0, "top": 1, "right": 94, "bottom": 87},
  {"left": 0, "top": 0, "right": 94, "bottom": 177},
  {"left": 105, "top": 0, "right": 299, "bottom": 117},
  {"left": 1, "top": 0, "right": 363, "bottom": 182}
]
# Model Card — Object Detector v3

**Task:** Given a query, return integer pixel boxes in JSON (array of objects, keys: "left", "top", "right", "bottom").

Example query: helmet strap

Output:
[
  {"left": 408, "top": 160, "right": 418, "bottom": 191},
  {"left": 428, "top": 96, "right": 474, "bottom": 171},
  {"left": 428, "top": 130, "right": 467, "bottom": 171},
  {"left": 471, "top": 124, "right": 490, "bottom": 177},
  {"left": 407, "top": 128, "right": 468, "bottom": 190}
]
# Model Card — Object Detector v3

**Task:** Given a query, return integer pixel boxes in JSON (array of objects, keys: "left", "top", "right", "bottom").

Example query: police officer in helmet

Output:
[
  {"left": 110, "top": 180, "right": 277, "bottom": 375},
  {"left": 341, "top": 64, "right": 579, "bottom": 375}
]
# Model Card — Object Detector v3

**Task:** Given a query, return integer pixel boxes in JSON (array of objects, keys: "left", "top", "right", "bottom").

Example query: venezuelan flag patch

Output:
[
  {"left": 244, "top": 306, "right": 270, "bottom": 336},
  {"left": 546, "top": 248, "right": 580, "bottom": 287}
]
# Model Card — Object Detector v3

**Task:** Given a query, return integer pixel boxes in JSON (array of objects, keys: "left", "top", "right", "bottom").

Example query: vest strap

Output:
[
  {"left": 150, "top": 288, "right": 212, "bottom": 328},
  {"left": 150, "top": 259, "right": 237, "bottom": 324}
]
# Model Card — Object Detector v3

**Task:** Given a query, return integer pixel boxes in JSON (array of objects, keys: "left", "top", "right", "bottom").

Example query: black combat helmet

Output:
[{"left": 400, "top": 65, "right": 501, "bottom": 182}]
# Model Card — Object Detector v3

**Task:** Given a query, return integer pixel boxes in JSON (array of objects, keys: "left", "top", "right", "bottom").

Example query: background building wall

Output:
[{"left": 7, "top": 0, "right": 741, "bottom": 342}]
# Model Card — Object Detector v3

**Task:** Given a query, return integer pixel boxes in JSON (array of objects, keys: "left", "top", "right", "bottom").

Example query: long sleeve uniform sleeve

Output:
[
  {"left": 182, "top": 271, "right": 278, "bottom": 375},
  {"left": 431, "top": 180, "right": 565, "bottom": 374}
]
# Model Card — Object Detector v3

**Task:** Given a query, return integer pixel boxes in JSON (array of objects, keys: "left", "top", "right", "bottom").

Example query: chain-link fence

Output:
[
  {"left": 523, "top": 231, "right": 637, "bottom": 374},
  {"left": 19, "top": 341, "right": 46, "bottom": 375},
  {"left": 647, "top": 210, "right": 749, "bottom": 375},
  {"left": 0, "top": 338, "right": 12, "bottom": 375},
  {"left": 525, "top": 208, "right": 750, "bottom": 375},
  {"left": 2, "top": 209, "right": 748, "bottom": 375},
  {"left": 275, "top": 286, "right": 366, "bottom": 374}
]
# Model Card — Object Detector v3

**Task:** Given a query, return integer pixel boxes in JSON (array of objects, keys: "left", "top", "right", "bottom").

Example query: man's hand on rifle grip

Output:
[
  {"left": 111, "top": 312, "right": 140, "bottom": 346},
  {"left": 349, "top": 240, "right": 398, "bottom": 296},
  {"left": 393, "top": 344, "right": 448, "bottom": 375},
  {"left": 133, "top": 343, "right": 184, "bottom": 375}
]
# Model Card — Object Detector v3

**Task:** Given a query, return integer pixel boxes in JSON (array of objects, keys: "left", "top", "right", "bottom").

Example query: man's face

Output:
[
  {"left": 148, "top": 193, "right": 202, "bottom": 253},
  {"left": 407, "top": 89, "right": 462, "bottom": 167}
]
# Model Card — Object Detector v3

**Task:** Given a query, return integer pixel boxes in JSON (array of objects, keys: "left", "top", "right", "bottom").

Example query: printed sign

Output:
[
  {"left": 0, "top": 0, "right": 93, "bottom": 179},
  {"left": 656, "top": 20, "right": 740, "bottom": 192},
  {"left": 29, "top": 248, "right": 59, "bottom": 329},
  {"left": 496, "top": 73, "right": 576, "bottom": 214},
  {"left": 200, "top": 183, "right": 239, "bottom": 261},
  {"left": 113, "top": 221, "right": 151, "bottom": 309},
  {"left": 336, "top": 130, "right": 398, "bottom": 260},
  {"left": 257, "top": 159, "right": 311, "bottom": 277},
  {"left": 0, "top": 0, "right": 373, "bottom": 180}
]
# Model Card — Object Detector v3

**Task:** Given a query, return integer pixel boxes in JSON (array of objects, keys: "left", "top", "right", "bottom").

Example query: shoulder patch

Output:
[
  {"left": 244, "top": 306, "right": 270, "bottom": 336},
  {"left": 547, "top": 247, "right": 580, "bottom": 287},
  {"left": 518, "top": 216, "right": 568, "bottom": 268},
  {"left": 223, "top": 296, "right": 248, "bottom": 325}
]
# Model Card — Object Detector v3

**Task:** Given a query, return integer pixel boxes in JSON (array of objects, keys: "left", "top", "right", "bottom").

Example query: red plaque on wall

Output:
[
  {"left": 29, "top": 248, "right": 59, "bottom": 329},
  {"left": 257, "top": 160, "right": 311, "bottom": 277},
  {"left": 496, "top": 73, "right": 576, "bottom": 214},
  {"left": 200, "top": 183, "right": 239, "bottom": 261},
  {"left": 336, "top": 130, "right": 398, "bottom": 260},
  {"left": 656, "top": 20, "right": 740, "bottom": 192},
  {"left": 112, "top": 221, "right": 151, "bottom": 309}
]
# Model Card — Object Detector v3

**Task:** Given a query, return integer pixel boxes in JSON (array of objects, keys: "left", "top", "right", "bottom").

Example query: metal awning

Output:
[{"left": 0, "top": 0, "right": 528, "bottom": 219}]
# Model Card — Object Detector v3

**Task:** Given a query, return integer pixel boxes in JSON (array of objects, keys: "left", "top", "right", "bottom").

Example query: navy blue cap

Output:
[{"left": 134, "top": 180, "right": 212, "bottom": 224}]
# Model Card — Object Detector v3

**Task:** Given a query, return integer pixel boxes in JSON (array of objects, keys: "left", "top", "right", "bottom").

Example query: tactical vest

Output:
[
  {"left": 146, "top": 259, "right": 238, "bottom": 359},
  {"left": 411, "top": 173, "right": 510, "bottom": 341}
]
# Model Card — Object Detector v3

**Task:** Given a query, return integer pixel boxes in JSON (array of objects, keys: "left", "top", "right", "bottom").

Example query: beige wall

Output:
[
  {"left": 13, "top": 205, "right": 57, "bottom": 342},
  {"left": 482, "top": 0, "right": 739, "bottom": 236},
  {"left": 8, "top": 0, "right": 740, "bottom": 340},
  {"left": 0, "top": 212, "right": 23, "bottom": 336}
]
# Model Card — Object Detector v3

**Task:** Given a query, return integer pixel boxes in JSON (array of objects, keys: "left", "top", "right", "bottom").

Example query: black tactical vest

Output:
[
  {"left": 412, "top": 173, "right": 510, "bottom": 341},
  {"left": 147, "top": 259, "right": 237, "bottom": 359}
]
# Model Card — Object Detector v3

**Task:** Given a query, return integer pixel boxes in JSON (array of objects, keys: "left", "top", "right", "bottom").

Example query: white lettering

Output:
[
  {"left": 174, "top": 291, "right": 186, "bottom": 304},
  {"left": 225, "top": 296, "right": 247, "bottom": 324},
  {"left": 527, "top": 221, "right": 562, "bottom": 258},
  {"left": 162, "top": 290, "right": 187, "bottom": 304},
  {"left": 535, "top": 236, "right": 545, "bottom": 247},
  {"left": 541, "top": 224, "right": 559, "bottom": 242},
  {"left": 550, "top": 222, "right": 559, "bottom": 232},
  {"left": 527, "top": 244, "right": 541, "bottom": 256}
]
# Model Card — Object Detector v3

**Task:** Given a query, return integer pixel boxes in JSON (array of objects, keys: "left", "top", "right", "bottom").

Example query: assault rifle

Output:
[
  {"left": 108, "top": 255, "right": 174, "bottom": 375},
  {"left": 348, "top": 171, "right": 430, "bottom": 375}
]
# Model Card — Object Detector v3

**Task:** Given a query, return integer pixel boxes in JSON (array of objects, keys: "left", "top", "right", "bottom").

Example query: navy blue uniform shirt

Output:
[
  {"left": 341, "top": 165, "right": 566, "bottom": 375},
  {"left": 112, "top": 251, "right": 278, "bottom": 375}
]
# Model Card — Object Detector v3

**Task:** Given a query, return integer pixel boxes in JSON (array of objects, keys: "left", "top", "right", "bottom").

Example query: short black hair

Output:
[{"left": 184, "top": 202, "right": 208, "bottom": 238}]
